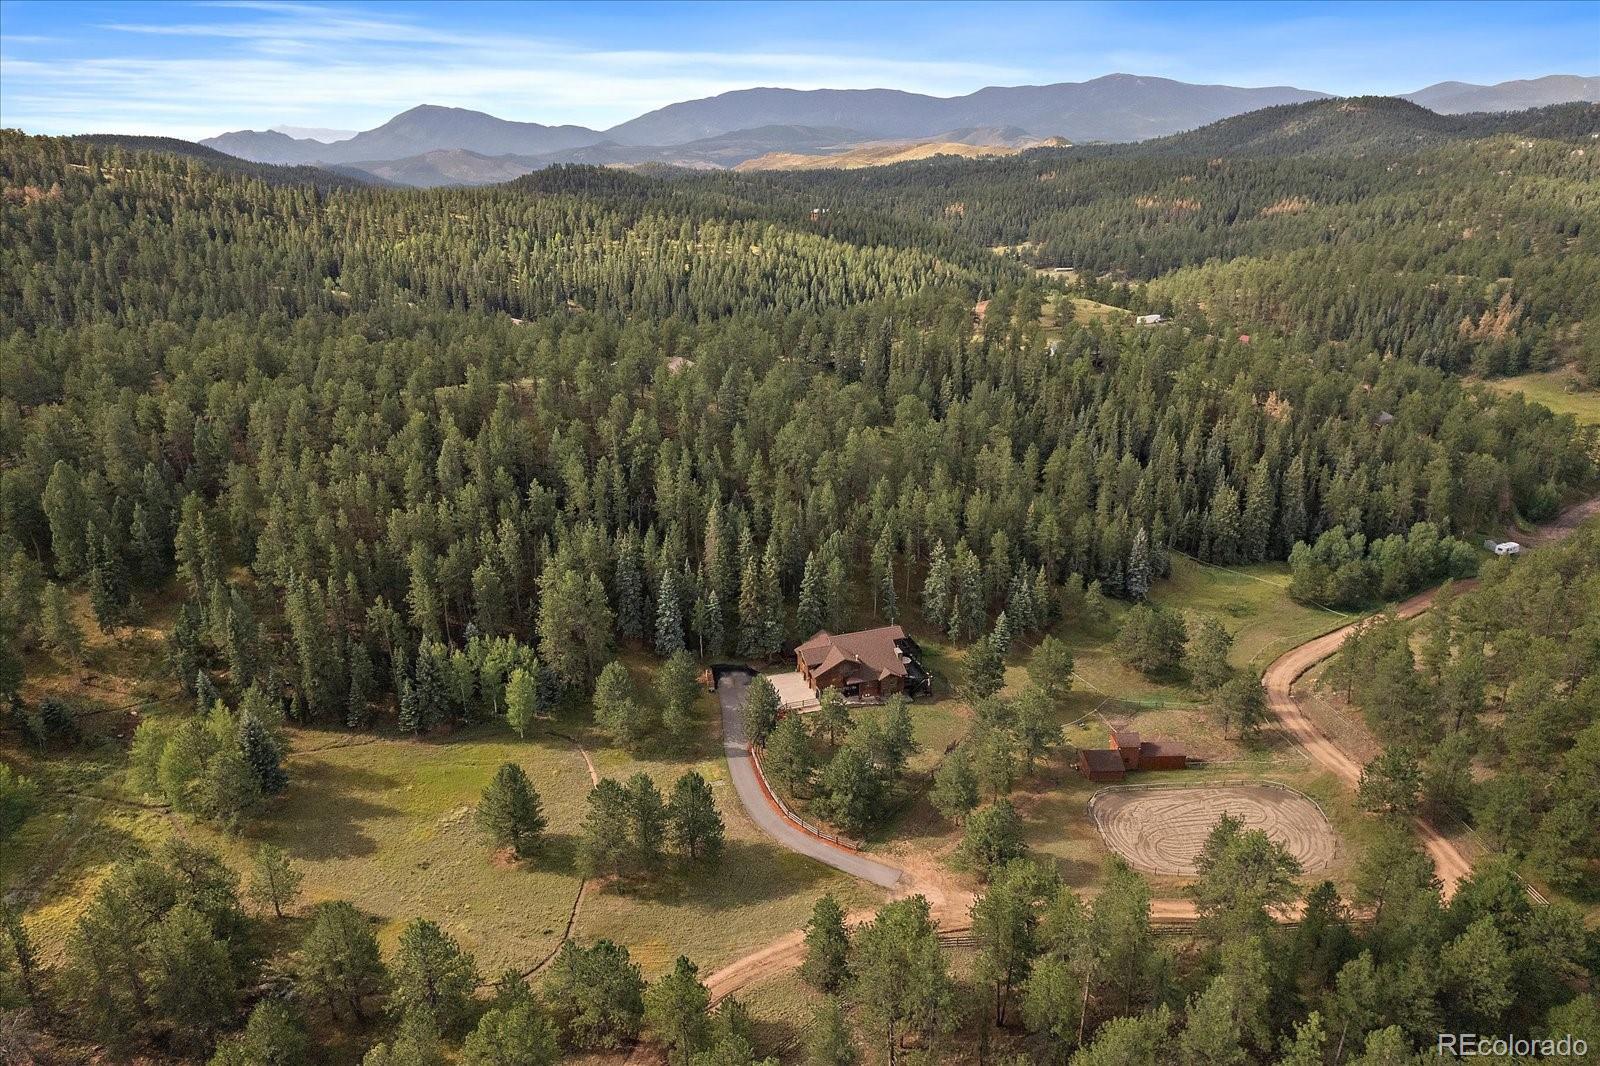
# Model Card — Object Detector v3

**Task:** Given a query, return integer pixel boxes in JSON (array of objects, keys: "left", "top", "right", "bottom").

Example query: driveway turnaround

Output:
[{"left": 717, "top": 672, "right": 902, "bottom": 889}]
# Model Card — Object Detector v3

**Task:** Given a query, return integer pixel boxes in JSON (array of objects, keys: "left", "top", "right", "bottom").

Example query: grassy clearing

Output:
[
  {"left": 1150, "top": 554, "right": 1354, "bottom": 672},
  {"left": 1482, "top": 366, "right": 1600, "bottom": 426},
  {"left": 6, "top": 636, "right": 881, "bottom": 978}
]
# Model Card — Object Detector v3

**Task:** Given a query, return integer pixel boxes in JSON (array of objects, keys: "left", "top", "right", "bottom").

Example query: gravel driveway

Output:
[{"left": 717, "top": 672, "right": 901, "bottom": 889}]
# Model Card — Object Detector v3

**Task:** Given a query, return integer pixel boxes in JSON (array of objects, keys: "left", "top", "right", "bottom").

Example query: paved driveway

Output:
[{"left": 717, "top": 672, "right": 901, "bottom": 889}]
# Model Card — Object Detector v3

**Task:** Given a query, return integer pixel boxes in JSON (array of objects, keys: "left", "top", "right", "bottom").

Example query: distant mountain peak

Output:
[{"left": 196, "top": 73, "right": 1600, "bottom": 184}]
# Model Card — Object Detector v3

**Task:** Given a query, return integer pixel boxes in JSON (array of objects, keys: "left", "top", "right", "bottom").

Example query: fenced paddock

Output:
[{"left": 1089, "top": 782, "right": 1338, "bottom": 877}]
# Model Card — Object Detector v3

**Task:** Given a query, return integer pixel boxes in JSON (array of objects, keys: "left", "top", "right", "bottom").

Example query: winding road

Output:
[
  {"left": 700, "top": 495, "right": 1596, "bottom": 998},
  {"left": 716, "top": 672, "right": 902, "bottom": 889}
]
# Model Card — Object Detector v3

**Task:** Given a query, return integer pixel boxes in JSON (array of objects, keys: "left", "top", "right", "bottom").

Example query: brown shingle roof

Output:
[
  {"left": 796, "top": 625, "right": 911, "bottom": 682},
  {"left": 1111, "top": 731, "right": 1141, "bottom": 750},
  {"left": 1079, "top": 748, "right": 1126, "bottom": 774}
]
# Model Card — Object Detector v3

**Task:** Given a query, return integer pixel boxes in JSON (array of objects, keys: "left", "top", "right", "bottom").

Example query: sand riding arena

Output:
[{"left": 1089, "top": 783, "right": 1338, "bottom": 877}]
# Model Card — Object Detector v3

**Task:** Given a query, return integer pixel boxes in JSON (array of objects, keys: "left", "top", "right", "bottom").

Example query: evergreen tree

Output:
[
  {"left": 239, "top": 711, "right": 288, "bottom": 795},
  {"left": 542, "top": 939, "right": 645, "bottom": 1051},
  {"left": 247, "top": 843, "right": 303, "bottom": 919},
  {"left": 851, "top": 895, "right": 952, "bottom": 1066},
  {"left": 922, "top": 541, "right": 952, "bottom": 629},
  {"left": 666, "top": 770, "right": 724, "bottom": 861},
  {"left": 656, "top": 650, "right": 700, "bottom": 742},
  {"left": 478, "top": 763, "right": 547, "bottom": 858},
  {"left": 763, "top": 715, "right": 815, "bottom": 796},
  {"left": 391, "top": 918, "right": 481, "bottom": 1034},
  {"left": 577, "top": 779, "right": 635, "bottom": 879},
  {"left": 805, "top": 997, "right": 858, "bottom": 1066},
  {"left": 1126, "top": 527, "right": 1152, "bottom": 602},
  {"left": 962, "top": 635, "right": 1005, "bottom": 700},
  {"left": 462, "top": 998, "right": 559, "bottom": 1066},
  {"left": 655, "top": 566, "right": 686, "bottom": 657},
  {"left": 815, "top": 688, "right": 853, "bottom": 748},
  {"left": 297, "top": 901, "right": 388, "bottom": 1023},
  {"left": 959, "top": 799, "right": 1027, "bottom": 877},
  {"left": 1186, "top": 616, "right": 1235, "bottom": 692},
  {"left": 594, "top": 660, "right": 649, "bottom": 749},
  {"left": 740, "top": 674, "right": 781, "bottom": 745},
  {"left": 796, "top": 552, "right": 826, "bottom": 637},
  {"left": 626, "top": 772, "right": 668, "bottom": 870},
  {"left": 801, "top": 894, "right": 851, "bottom": 993},
  {"left": 644, "top": 955, "right": 711, "bottom": 1065},
  {"left": 931, "top": 745, "right": 980, "bottom": 823}
]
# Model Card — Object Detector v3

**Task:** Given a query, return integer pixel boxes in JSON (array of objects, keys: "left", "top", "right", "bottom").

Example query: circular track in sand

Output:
[{"left": 1089, "top": 784, "right": 1337, "bottom": 876}]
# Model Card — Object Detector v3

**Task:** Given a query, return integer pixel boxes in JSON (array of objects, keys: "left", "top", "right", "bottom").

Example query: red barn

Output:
[
  {"left": 1111, "top": 731, "right": 1142, "bottom": 770},
  {"left": 1138, "top": 740, "right": 1188, "bottom": 771},
  {"left": 1078, "top": 747, "right": 1127, "bottom": 782}
]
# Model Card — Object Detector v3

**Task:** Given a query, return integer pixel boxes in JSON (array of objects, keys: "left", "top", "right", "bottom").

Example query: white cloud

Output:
[{"left": 1, "top": 2, "right": 1026, "bottom": 137}]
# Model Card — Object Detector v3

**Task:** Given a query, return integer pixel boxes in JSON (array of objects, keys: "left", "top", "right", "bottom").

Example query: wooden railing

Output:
[{"left": 746, "top": 742, "right": 864, "bottom": 851}]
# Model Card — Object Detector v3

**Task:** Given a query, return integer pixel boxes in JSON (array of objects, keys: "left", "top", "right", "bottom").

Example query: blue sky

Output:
[{"left": 1, "top": 1, "right": 1596, "bottom": 138}]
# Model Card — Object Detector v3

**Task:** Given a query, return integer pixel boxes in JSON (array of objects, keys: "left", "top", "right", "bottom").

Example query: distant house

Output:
[
  {"left": 1134, "top": 313, "right": 1163, "bottom": 325},
  {"left": 794, "top": 625, "right": 931, "bottom": 702},
  {"left": 1372, "top": 411, "right": 1396, "bottom": 428}
]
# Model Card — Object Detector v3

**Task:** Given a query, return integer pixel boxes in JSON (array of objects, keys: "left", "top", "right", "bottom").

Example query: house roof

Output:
[
  {"left": 796, "top": 625, "right": 912, "bottom": 683},
  {"left": 1079, "top": 748, "right": 1126, "bottom": 773},
  {"left": 1139, "top": 740, "right": 1186, "bottom": 758},
  {"left": 1111, "top": 730, "right": 1141, "bottom": 750}
]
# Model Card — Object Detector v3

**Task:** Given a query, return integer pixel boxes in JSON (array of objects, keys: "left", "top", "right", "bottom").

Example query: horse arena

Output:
[{"left": 1089, "top": 784, "right": 1338, "bottom": 876}]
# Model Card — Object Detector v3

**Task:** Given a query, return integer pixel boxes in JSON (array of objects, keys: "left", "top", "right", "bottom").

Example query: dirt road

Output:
[
  {"left": 700, "top": 495, "right": 1593, "bottom": 1002},
  {"left": 1262, "top": 494, "right": 1598, "bottom": 896}
]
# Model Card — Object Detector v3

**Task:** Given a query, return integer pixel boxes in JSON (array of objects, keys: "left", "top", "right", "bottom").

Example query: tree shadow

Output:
[
  {"left": 249, "top": 761, "right": 400, "bottom": 861},
  {"left": 522, "top": 831, "right": 582, "bottom": 878},
  {"left": 595, "top": 838, "right": 833, "bottom": 911}
]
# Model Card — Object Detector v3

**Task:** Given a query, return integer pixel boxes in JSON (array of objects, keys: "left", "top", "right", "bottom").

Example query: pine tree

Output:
[
  {"left": 577, "top": 779, "right": 634, "bottom": 879},
  {"left": 595, "top": 660, "right": 648, "bottom": 749},
  {"left": 655, "top": 567, "right": 686, "bottom": 657},
  {"left": 391, "top": 918, "right": 481, "bottom": 1035},
  {"left": 740, "top": 674, "right": 781, "bottom": 745},
  {"left": 922, "top": 540, "right": 952, "bottom": 629},
  {"left": 763, "top": 715, "right": 815, "bottom": 796},
  {"left": 805, "top": 997, "right": 857, "bottom": 1066},
  {"left": 478, "top": 763, "right": 547, "bottom": 858},
  {"left": 615, "top": 531, "right": 646, "bottom": 642},
  {"left": 239, "top": 711, "right": 288, "bottom": 795},
  {"left": 796, "top": 552, "right": 826, "bottom": 637},
  {"left": 801, "top": 894, "right": 851, "bottom": 993},
  {"left": 643, "top": 955, "right": 711, "bottom": 1064},
  {"left": 666, "top": 770, "right": 724, "bottom": 861},
  {"left": 1127, "top": 527, "right": 1152, "bottom": 601},
  {"left": 247, "top": 843, "right": 303, "bottom": 918}
]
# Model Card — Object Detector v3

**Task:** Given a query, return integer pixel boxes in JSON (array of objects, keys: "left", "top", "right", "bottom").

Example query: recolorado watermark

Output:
[{"left": 1437, "top": 1033, "right": 1588, "bottom": 1058}]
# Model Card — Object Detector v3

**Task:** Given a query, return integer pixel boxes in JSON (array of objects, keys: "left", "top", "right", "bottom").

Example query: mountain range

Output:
[{"left": 197, "top": 73, "right": 1600, "bottom": 186}]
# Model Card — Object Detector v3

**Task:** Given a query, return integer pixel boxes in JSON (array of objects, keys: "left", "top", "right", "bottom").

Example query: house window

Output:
[{"left": 843, "top": 683, "right": 860, "bottom": 697}]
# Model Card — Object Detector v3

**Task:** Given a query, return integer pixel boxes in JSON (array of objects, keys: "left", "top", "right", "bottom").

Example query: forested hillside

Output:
[
  {"left": 1333, "top": 525, "right": 1600, "bottom": 891},
  {"left": 3, "top": 114, "right": 1599, "bottom": 1065},
  {"left": 3, "top": 131, "right": 1593, "bottom": 724},
  {"left": 757, "top": 107, "right": 1600, "bottom": 376}
]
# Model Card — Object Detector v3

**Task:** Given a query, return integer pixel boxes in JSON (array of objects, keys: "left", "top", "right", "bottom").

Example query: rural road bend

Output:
[
  {"left": 1261, "top": 494, "right": 1599, "bottom": 896},
  {"left": 717, "top": 673, "right": 902, "bottom": 889}
]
